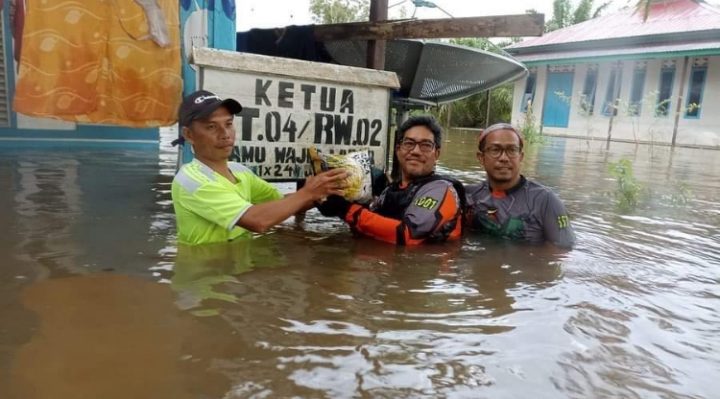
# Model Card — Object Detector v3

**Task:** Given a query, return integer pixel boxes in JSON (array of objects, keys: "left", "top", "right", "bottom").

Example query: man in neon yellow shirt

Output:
[{"left": 172, "top": 90, "right": 346, "bottom": 245}]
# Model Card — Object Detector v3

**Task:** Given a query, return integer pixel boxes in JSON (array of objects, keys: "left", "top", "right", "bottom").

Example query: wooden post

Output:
[
  {"left": 671, "top": 56, "right": 689, "bottom": 147},
  {"left": 313, "top": 14, "right": 545, "bottom": 41},
  {"left": 485, "top": 89, "right": 491, "bottom": 128},
  {"left": 606, "top": 62, "right": 623, "bottom": 143},
  {"left": 367, "top": 0, "right": 388, "bottom": 69}
]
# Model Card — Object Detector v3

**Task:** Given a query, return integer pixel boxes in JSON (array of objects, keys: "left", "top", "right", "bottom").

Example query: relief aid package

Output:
[{"left": 309, "top": 148, "right": 373, "bottom": 204}]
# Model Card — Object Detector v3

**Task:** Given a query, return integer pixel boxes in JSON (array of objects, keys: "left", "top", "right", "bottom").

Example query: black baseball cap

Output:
[{"left": 172, "top": 90, "right": 243, "bottom": 146}]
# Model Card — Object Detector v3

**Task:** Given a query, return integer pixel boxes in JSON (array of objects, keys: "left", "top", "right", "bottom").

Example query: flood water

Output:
[{"left": 1, "top": 130, "right": 718, "bottom": 398}]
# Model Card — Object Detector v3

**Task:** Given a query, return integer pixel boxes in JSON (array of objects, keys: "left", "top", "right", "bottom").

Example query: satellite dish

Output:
[{"left": 323, "top": 39, "right": 527, "bottom": 107}]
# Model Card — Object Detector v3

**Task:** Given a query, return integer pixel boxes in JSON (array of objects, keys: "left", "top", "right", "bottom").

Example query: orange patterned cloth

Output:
[{"left": 13, "top": 0, "right": 182, "bottom": 127}]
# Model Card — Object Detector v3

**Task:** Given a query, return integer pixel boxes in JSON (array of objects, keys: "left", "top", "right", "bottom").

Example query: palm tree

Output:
[{"left": 545, "top": 0, "right": 612, "bottom": 32}]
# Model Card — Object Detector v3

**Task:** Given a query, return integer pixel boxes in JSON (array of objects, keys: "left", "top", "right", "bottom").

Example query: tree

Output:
[
  {"left": 307, "top": 2, "right": 520, "bottom": 127},
  {"left": 429, "top": 37, "right": 516, "bottom": 128},
  {"left": 545, "top": 0, "right": 611, "bottom": 32},
  {"left": 448, "top": 37, "right": 495, "bottom": 52},
  {"left": 632, "top": 0, "right": 663, "bottom": 22},
  {"left": 309, "top": 0, "right": 369, "bottom": 24},
  {"left": 432, "top": 84, "right": 514, "bottom": 128}
]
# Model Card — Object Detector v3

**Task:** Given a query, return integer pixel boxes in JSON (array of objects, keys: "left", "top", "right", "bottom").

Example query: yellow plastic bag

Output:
[{"left": 309, "top": 147, "right": 373, "bottom": 204}]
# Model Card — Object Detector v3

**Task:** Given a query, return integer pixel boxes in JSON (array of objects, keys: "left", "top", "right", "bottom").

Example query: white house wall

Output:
[
  {"left": 512, "top": 56, "right": 720, "bottom": 148},
  {"left": 676, "top": 56, "right": 720, "bottom": 147}
]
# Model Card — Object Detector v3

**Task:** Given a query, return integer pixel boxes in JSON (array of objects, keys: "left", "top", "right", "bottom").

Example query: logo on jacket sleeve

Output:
[
  {"left": 557, "top": 215, "right": 569, "bottom": 229},
  {"left": 415, "top": 196, "right": 439, "bottom": 210}
]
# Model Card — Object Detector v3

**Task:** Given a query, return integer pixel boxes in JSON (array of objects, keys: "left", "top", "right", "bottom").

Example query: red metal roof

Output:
[
  {"left": 508, "top": 0, "right": 720, "bottom": 49},
  {"left": 513, "top": 40, "right": 720, "bottom": 62}
]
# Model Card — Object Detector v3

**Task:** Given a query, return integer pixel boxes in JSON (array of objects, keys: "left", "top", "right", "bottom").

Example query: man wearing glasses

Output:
[
  {"left": 317, "top": 115, "right": 463, "bottom": 245},
  {"left": 466, "top": 123, "right": 575, "bottom": 249}
]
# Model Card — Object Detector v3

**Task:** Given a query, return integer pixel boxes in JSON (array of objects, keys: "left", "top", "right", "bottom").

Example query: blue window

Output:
[
  {"left": 656, "top": 67, "right": 675, "bottom": 117},
  {"left": 520, "top": 72, "right": 537, "bottom": 112},
  {"left": 685, "top": 66, "right": 707, "bottom": 118},
  {"left": 628, "top": 68, "right": 646, "bottom": 116},
  {"left": 602, "top": 68, "right": 621, "bottom": 116},
  {"left": 580, "top": 68, "right": 598, "bottom": 115}
]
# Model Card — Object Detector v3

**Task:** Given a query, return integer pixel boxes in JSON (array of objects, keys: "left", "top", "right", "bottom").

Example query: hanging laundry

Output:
[
  {"left": 13, "top": 0, "right": 182, "bottom": 127},
  {"left": 133, "top": 0, "right": 170, "bottom": 47}
]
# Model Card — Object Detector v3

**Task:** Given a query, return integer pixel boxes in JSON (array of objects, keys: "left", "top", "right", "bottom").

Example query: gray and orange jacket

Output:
[
  {"left": 343, "top": 174, "right": 464, "bottom": 246},
  {"left": 465, "top": 176, "right": 575, "bottom": 248}
]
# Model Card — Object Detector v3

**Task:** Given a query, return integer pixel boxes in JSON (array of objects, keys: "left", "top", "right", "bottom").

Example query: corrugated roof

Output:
[
  {"left": 514, "top": 40, "right": 720, "bottom": 63},
  {"left": 508, "top": 0, "right": 720, "bottom": 50}
]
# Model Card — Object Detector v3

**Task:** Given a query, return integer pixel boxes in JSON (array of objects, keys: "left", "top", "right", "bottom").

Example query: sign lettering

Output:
[{"left": 203, "top": 66, "right": 392, "bottom": 181}]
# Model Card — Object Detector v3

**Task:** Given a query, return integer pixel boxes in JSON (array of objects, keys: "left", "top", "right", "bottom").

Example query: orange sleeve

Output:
[
  {"left": 431, "top": 186, "right": 463, "bottom": 242},
  {"left": 344, "top": 185, "right": 462, "bottom": 246},
  {"left": 344, "top": 204, "right": 406, "bottom": 245}
]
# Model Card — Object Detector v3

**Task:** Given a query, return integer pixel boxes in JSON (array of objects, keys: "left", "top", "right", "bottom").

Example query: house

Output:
[{"left": 506, "top": 0, "right": 720, "bottom": 148}]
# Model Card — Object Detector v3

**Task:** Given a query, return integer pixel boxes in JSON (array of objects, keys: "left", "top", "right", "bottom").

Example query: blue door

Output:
[{"left": 543, "top": 72, "right": 574, "bottom": 128}]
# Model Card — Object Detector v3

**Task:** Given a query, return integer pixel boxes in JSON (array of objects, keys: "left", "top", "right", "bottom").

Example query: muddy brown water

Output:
[{"left": 0, "top": 131, "right": 718, "bottom": 398}]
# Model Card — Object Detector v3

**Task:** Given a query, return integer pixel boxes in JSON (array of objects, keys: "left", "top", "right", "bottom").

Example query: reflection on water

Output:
[
  {"left": 10, "top": 274, "right": 193, "bottom": 399},
  {"left": 0, "top": 132, "right": 719, "bottom": 398}
]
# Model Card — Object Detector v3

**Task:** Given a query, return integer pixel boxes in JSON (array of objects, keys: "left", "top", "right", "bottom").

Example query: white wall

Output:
[
  {"left": 675, "top": 56, "right": 720, "bottom": 147},
  {"left": 512, "top": 56, "right": 720, "bottom": 148}
]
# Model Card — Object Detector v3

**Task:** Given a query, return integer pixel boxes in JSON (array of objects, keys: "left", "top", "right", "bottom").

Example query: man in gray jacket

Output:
[{"left": 465, "top": 123, "right": 576, "bottom": 249}]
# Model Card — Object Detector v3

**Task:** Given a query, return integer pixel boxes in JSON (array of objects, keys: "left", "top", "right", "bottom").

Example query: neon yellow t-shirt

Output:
[{"left": 171, "top": 160, "right": 283, "bottom": 245}]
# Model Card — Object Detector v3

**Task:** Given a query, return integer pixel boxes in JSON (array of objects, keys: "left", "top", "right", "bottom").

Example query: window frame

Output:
[
  {"left": 684, "top": 66, "right": 707, "bottom": 119},
  {"left": 520, "top": 72, "right": 537, "bottom": 113},
  {"left": 602, "top": 67, "right": 620, "bottom": 117},
  {"left": 580, "top": 67, "right": 598, "bottom": 115},
  {"left": 628, "top": 67, "right": 646, "bottom": 117},
  {"left": 655, "top": 67, "right": 675, "bottom": 118}
]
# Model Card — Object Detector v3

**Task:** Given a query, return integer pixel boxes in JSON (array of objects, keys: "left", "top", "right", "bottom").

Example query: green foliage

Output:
[
  {"left": 606, "top": 158, "right": 692, "bottom": 211},
  {"left": 654, "top": 96, "right": 671, "bottom": 117},
  {"left": 545, "top": 0, "right": 611, "bottom": 32},
  {"left": 429, "top": 37, "right": 522, "bottom": 129},
  {"left": 573, "top": 0, "right": 593, "bottom": 22},
  {"left": 546, "top": 0, "right": 572, "bottom": 31},
  {"left": 665, "top": 182, "right": 692, "bottom": 206},
  {"left": 431, "top": 84, "right": 514, "bottom": 128},
  {"left": 607, "top": 158, "right": 643, "bottom": 211},
  {"left": 518, "top": 101, "right": 546, "bottom": 146},
  {"left": 450, "top": 37, "right": 495, "bottom": 52},
  {"left": 632, "top": 0, "right": 653, "bottom": 22},
  {"left": 309, "top": 0, "right": 369, "bottom": 24}
]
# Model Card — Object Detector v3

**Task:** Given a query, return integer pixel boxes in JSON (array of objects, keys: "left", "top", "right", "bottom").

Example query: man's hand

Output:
[
  {"left": 300, "top": 168, "right": 348, "bottom": 202},
  {"left": 316, "top": 195, "right": 352, "bottom": 218}
]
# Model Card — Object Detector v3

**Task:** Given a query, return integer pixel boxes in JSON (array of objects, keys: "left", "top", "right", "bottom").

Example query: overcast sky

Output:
[{"left": 236, "top": 0, "right": 720, "bottom": 31}]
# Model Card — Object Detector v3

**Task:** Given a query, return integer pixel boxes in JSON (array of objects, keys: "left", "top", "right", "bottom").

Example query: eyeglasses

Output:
[
  {"left": 480, "top": 145, "right": 522, "bottom": 159},
  {"left": 398, "top": 139, "right": 436, "bottom": 153}
]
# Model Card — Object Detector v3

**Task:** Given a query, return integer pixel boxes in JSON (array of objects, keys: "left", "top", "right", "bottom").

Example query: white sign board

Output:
[{"left": 192, "top": 48, "right": 400, "bottom": 181}]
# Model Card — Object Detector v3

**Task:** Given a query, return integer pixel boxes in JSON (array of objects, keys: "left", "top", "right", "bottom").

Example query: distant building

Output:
[{"left": 506, "top": 0, "right": 720, "bottom": 148}]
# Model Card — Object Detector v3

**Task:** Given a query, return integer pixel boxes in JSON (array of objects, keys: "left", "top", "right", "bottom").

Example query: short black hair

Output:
[{"left": 397, "top": 115, "right": 442, "bottom": 148}]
